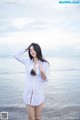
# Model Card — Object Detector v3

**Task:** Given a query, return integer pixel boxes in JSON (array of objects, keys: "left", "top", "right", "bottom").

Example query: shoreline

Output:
[{"left": 0, "top": 105, "right": 80, "bottom": 120}]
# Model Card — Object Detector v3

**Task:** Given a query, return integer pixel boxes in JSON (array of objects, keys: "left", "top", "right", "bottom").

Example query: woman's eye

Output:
[{"left": 30, "top": 49, "right": 33, "bottom": 52}]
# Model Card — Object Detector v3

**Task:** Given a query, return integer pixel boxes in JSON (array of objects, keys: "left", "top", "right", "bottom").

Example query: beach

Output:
[
  {"left": 0, "top": 105, "right": 80, "bottom": 120},
  {"left": 0, "top": 57, "right": 80, "bottom": 120}
]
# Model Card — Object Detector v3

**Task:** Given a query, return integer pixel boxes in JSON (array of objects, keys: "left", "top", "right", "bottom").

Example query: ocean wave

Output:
[{"left": 52, "top": 69, "right": 80, "bottom": 71}]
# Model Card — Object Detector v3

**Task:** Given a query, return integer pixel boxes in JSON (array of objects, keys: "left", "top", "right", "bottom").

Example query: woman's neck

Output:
[{"left": 33, "top": 57, "right": 39, "bottom": 64}]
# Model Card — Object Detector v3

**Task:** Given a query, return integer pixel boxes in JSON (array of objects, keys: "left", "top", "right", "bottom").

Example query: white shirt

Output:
[{"left": 14, "top": 49, "right": 50, "bottom": 106}]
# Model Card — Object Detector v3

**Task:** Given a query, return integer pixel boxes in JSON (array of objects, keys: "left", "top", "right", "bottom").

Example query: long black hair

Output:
[{"left": 27, "top": 43, "right": 48, "bottom": 63}]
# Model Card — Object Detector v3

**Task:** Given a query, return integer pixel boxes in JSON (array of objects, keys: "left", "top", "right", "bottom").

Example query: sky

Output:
[{"left": 0, "top": 0, "right": 80, "bottom": 56}]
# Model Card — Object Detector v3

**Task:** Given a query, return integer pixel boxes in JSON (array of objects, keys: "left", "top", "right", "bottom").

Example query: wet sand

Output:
[{"left": 0, "top": 105, "right": 80, "bottom": 120}]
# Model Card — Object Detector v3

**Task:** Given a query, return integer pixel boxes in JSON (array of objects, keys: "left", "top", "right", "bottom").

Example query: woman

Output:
[{"left": 14, "top": 43, "right": 50, "bottom": 120}]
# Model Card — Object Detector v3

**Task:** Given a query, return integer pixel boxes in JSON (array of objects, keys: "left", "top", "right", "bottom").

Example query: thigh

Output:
[
  {"left": 35, "top": 102, "right": 44, "bottom": 120},
  {"left": 27, "top": 104, "right": 35, "bottom": 120}
]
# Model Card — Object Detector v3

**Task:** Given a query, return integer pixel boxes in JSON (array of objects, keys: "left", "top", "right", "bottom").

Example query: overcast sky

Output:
[{"left": 0, "top": 0, "right": 80, "bottom": 50}]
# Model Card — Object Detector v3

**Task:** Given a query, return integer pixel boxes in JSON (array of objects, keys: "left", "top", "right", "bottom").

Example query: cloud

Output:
[
  {"left": 0, "top": 26, "right": 79, "bottom": 50},
  {"left": 0, "top": 17, "right": 52, "bottom": 35},
  {"left": 10, "top": 17, "right": 34, "bottom": 29},
  {"left": 0, "top": 0, "right": 80, "bottom": 50}
]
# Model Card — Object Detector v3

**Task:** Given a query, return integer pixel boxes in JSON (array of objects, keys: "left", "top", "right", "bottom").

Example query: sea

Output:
[{"left": 0, "top": 56, "right": 80, "bottom": 109}]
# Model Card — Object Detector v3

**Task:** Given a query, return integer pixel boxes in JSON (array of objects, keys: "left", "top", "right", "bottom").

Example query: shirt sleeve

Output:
[
  {"left": 13, "top": 49, "right": 28, "bottom": 64},
  {"left": 43, "top": 62, "right": 50, "bottom": 82}
]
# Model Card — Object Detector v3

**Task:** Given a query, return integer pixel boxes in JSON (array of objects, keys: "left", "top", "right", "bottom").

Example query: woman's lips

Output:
[{"left": 32, "top": 54, "right": 35, "bottom": 56}]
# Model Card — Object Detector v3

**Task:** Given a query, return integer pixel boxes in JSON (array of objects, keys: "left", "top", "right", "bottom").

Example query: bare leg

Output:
[
  {"left": 35, "top": 102, "right": 44, "bottom": 120},
  {"left": 27, "top": 104, "right": 35, "bottom": 120}
]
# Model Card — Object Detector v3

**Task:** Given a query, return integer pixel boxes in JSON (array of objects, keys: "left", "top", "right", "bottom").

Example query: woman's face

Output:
[{"left": 30, "top": 46, "right": 37, "bottom": 58}]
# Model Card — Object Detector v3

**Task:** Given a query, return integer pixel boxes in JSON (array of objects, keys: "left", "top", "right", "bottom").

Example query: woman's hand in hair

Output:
[{"left": 25, "top": 48, "right": 29, "bottom": 52}]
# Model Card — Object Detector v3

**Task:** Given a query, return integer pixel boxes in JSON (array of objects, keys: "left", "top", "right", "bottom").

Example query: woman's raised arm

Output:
[{"left": 14, "top": 48, "right": 28, "bottom": 64}]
